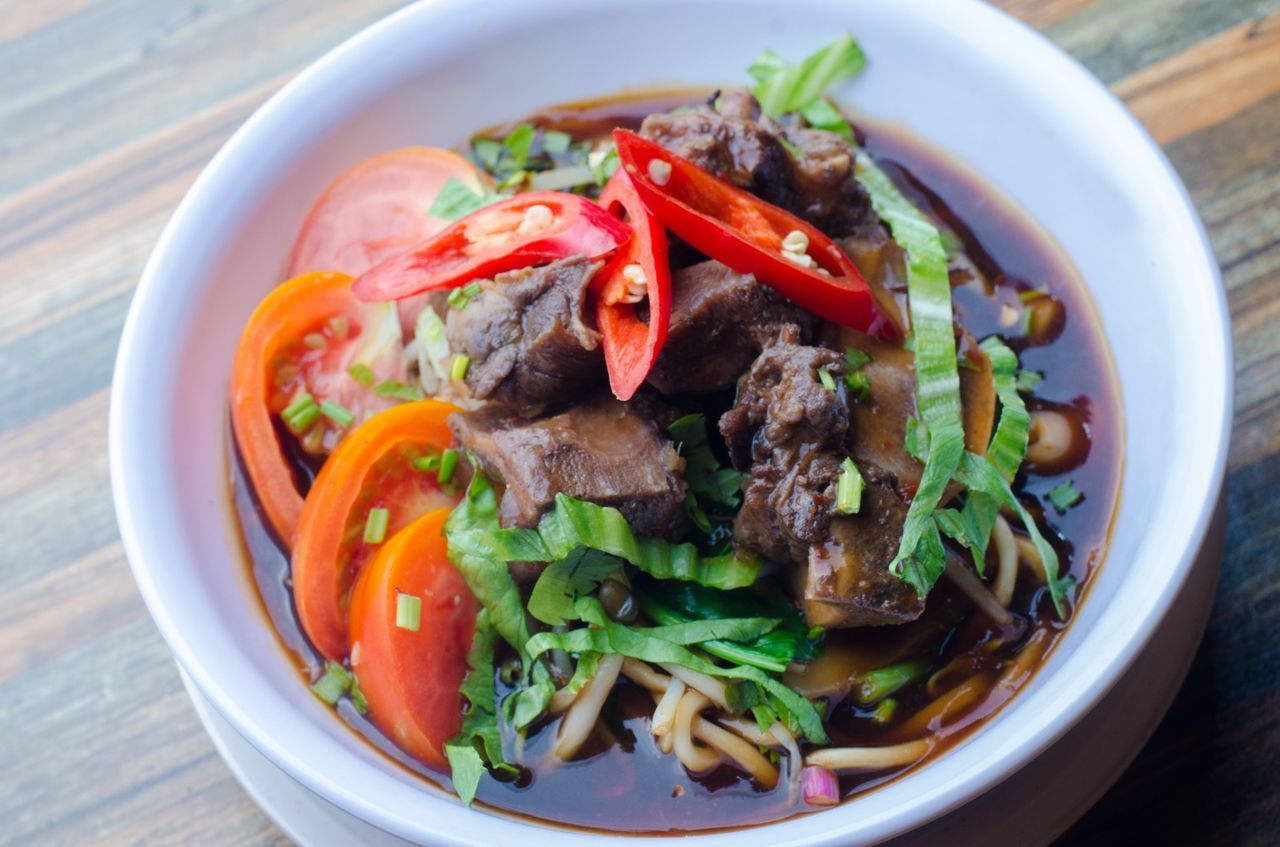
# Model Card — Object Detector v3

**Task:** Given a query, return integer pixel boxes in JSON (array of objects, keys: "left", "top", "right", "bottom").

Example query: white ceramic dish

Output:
[{"left": 110, "top": 0, "right": 1232, "bottom": 845}]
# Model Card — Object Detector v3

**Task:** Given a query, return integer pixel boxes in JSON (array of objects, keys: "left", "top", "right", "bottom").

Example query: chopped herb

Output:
[
  {"left": 528, "top": 164, "right": 596, "bottom": 191},
  {"left": 845, "top": 370, "right": 872, "bottom": 401},
  {"left": 1048, "top": 480, "right": 1083, "bottom": 512},
  {"left": 413, "top": 454, "right": 442, "bottom": 472},
  {"left": 799, "top": 96, "right": 854, "bottom": 140},
  {"left": 541, "top": 129, "right": 572, "bottom": 154},
  {"left": 854, "top": 660, "right": 929, "bottom": 705},
  {"left": 363, "top": 507, "right": 389, "bottom": 544},
  {"left": 447, "top": 281, "right": 483, "bottom": 310},
  {"left": 437, "top": 448, "right": 459, "bottom": 485},
  {"left": 748, "top": 34, "right": 866, "bottom": 119},
  {"left": 471, "top": 138, "right": 504, "bottom": 171},
  {"left": 281, "top": 391, "right": 319, "bottom": 434},
  {"left": 348, "top": 363, "right": 375, "bottom": 387},
  {"left": 450, "top": 353, "right": 471, "bottom": 382},
  {"left": 396, "top": 592, "right": 421, "bottom": 631},
  {"left": 869, "top": 697, "right": 897, "bottom": 724},
  {"left": 836, "top": 458, "right": 863, "bottom": 514},
  {"left": 427, "top": 177, "right": 500, "bottom": 220},
  {"left": 588, "top": 145, "right": 619, "bottom": 185},
  {"left": 844, "top": 348, "right": 872, "bottom": 370},
  {"left": 502, "top": 123, "right": 537, "bottom": 171},
  {"left": 319, "top": 400, "right": 355, "bottom": 428},
  {"left": 817, "top": 367, "right": 837, "bottom": 392},
  {"left": 372, "top": 379, "right": 421, "bottom": 401},
  {"left": 348, "top": 674, "right": 369, "bottom": 715},
  {"left": 667, "top": 414, "right": 744, "bottom": 508},
  {"left": 1016, "top": 369, "right": 1043, "bottom": 393},
  {"left": 310, "top": 661, "right": 351, "bottom": 705},
  {"left": 496, "top": 169, "right": 528, "bottom": 190}
]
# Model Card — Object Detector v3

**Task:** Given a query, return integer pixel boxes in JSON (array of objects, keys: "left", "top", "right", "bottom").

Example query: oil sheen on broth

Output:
[{"left": 229, "top": 90, "right": 1121, "bottom": 833}]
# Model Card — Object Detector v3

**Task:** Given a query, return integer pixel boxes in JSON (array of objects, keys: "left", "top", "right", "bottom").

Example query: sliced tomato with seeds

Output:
[
  {"left": 348, "top": 507, "right": 478, "bottom": 770},
  {"left": 291, "top": 399, "right": 461, "bottom": 661},
  {"left": 231, "top": 271, "right": 408, "bottom": 546}
]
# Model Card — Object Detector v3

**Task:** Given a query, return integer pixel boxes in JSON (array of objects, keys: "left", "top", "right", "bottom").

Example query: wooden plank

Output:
[
  {"left": 0, "top": 0, "right": 97, "bottom": 43},
  {"left": 1113, "top": 11, "right": 1280, "bottom": 144},
  {"left": 992, "top": 0, "right": 1098, "bottom": 30}
]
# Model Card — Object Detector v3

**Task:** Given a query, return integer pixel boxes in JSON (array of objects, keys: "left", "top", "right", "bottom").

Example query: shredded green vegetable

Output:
[
  {"left": 749, "top": 35, "right": 866, "bottom": 120},
  {"left": 443, "top": 610, "right": 516, "bottom": 806},
  {"left": 857, "top": 157, "right": 965, "bottom": 598}
]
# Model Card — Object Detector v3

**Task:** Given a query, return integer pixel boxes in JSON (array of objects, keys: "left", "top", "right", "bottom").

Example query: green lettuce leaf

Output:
[
  {"left": 443, "top": 610, "right": 516, "bottom": 806},
  {"left": 527, "top": 547, "right": 623, "bottom": 627},
  {"left": 427, "top": 177, "right": 501, "bottom": 221},
  {"left": 668, "top": 414, "right": 744, "bottom": 509},
  {"left": 749, "top": 34, "right": 866, "bottom": 118}
]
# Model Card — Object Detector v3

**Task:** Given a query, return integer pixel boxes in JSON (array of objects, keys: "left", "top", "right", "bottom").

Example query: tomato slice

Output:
[
  {"left": 348, "top": 507, "right": 478, "bottom": 770},
  {"left": 595, "top": 168, "right": 671, "bottom": 401},
  {"left": 351, "top": 191, "right": 633, "bottom": 303},
  {"left": 613, "top": 129, "right": 897, "bottom": 338},
  {"left": 287, "top": 147, "right": 487, "bottom": 279},
  {"left": 231, "top": 272, "right": 408, "bottom": 546},
  {"left": 292, "top": 399, "right": 461, "bottom": 661}
]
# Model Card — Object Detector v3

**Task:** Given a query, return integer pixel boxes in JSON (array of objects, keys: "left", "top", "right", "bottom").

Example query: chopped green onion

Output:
[
  {"left": 836, "top": 458, "right": 863, "bottom": 514},
  {"left": 396, "top": 592, "right": 422, "bottom": 632},
  {"left": 450, "top": 354, "right": 471, "bottom": 382},
  {"left": 528, "top": 164, "right": 596, "bottom": 191},
  {"left": 372, "top": 379, "right": 421, "bottom": 401},
  {"left": 817, "top": 367, "right": 837, "bottom": 392},
  {"left": 588, "top": 146, "right": 619, "bottom": 185},
  {"left": 363, "top": 507, "right": 389, "bottom": 544},
  {"left": 472, "top": 138, "right": 504, "bottom": 171},
  {"left": 348, "top": 363, "right": 375, "bottom": 387},
  {"left": 845, "top": 370, "right": 872, "bottom": 401},
  {"left": 799, "top": 97, "right": 853, "bottom": 140},
  {"left": 348, "top": 674, "right": 369, "bottom": 715},
  {"left": 844, "top": 348, "right": 872, "bottom": 370},
  {"left": 1019, "top": 287, "right": 1049, "bottom": 303},
  {"left": 413, "top": 454, "right": 442, "bottom": 472},
  {"left": 542, "top": 130, "right": 572, "bottom": 154},
  {"left": 437, "top": 448, "right": 459, "bottom": 484},
  {"left": 281, "top": 392, "right": 319, "bottom": 434},
  {"left": 320, "top": 400, "right": 355, "bottom": 428},
  {"left": 1048, "top": 480, "right": 1083, "bottom": 512},
  {"left": 1018, "top": 306, "right": 1034, "bottom": 337},
  {"left": 447, "top": 281, "right": 483, "bottom": 310},
  {"left": 869, "top": 698, "right": 898, "bottom": 725},
  {"left": 310, "top": 661, "right": 351, "bottom": 705},
  {"left": 502, "top": 123, "right": 536, "bottom": 171},
  {"left": 854, "top": 660, "right": 929, "bottom": 705},
  {"left": 496, "top": 169, "right": 528, "bottom": 190},
  {"left": 1016, "top": 369, "right": 1043, "bottom": 393}
]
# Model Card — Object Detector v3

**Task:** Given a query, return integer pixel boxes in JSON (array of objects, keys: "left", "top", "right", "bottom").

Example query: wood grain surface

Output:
[{"left": 1, "top": 1, "right": 1276, "bottom": 844}]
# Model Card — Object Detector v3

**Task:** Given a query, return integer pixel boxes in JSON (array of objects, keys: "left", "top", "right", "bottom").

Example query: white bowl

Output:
[{"left": 109, "top": 0, "right": 1232, "bottom": 844}]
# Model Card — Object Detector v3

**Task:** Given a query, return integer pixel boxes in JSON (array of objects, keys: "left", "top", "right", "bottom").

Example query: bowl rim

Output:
[{"left": 110, "top": 0, "right": 1233, "bottom": 843}]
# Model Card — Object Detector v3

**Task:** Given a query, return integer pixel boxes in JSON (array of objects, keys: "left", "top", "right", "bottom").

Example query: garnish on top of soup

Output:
[{"left": 229, "top": 34, "right": 1120, "bottom": 831}]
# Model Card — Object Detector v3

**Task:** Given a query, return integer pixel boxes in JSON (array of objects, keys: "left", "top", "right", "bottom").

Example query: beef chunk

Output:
[
  {"left": 719, "top": 342, "right": 849, "bottom": 470},
  {"left": 640, "top": 89, "right": 877, "bottom": 236},
  {"left": 720, "top": 342, "right": 850, "bottom": 562},
  {"left": 449, "top": 395, "right": 687, "bottom": 541},
  {"left": 795, "top": 469, "right": 925, "bottom": 628},
  {"left": 445, "top": 256, "right": 603, "bottom": 417},
  {"left": 647, "top": 260, "right": 812, "bottom": 395},
  {"left": 720, "top": 341, "right": 923, "bottom": 628}
]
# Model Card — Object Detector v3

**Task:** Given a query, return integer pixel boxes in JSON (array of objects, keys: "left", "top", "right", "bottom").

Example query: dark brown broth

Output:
[{"left": 230, "top": 89, "right": 1121, "bottom": 833}]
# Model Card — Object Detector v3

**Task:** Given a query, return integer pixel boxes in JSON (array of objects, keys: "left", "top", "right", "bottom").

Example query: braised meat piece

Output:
[
  {"left": 445, "top": 256, "right": 604, "bottom": 417},
  {"left": 449, "top": 395, "right": 688, "bottom": 541},
  {"left": 720, "top": 342, "right": 850, "bottom": 563},
  {"left": 796, "top": 468, "right": 925, "bottom": 628},
  {"left": 640, "top": 89, "right": 877, "bottom": 236},
  {"left": 720, "top": 340, "right": 924, "bottom": 628},
  {"left": 647, "top": 260, "right": 812, "bottom": 395}
]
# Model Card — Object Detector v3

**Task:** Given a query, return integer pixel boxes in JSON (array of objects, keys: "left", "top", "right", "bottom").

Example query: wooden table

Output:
[{"left": 1, "top": 1, "right": 1276, "bottom": 844}]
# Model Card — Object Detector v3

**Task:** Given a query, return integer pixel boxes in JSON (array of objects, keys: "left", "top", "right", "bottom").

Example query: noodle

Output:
[
  {"left": 1026, "top": 409, "right": 1073, "bottom": 466},
  {"left": 806, "top": 739, "right": 932, "bottom": 772},
  {"left": 620, "top": 658, "right": 669, "bottom": 693},
  {"left": 691, "top": 717, "right": 779, "bottom": 788},
  {"left": 660, "top": 663, "right": 728, "bottom": 709},
  {"left": 898, "top": 674, "right": 990, "bottom": 737},
  {"left": 673, "top": 691, "right": 722, "bottom": 772},
  {"left": 943, "top": 556, "right": 1013, "bottom": 625},
  {"left": 554, "top": 653, "right": 624, "bottom": 760},
  {"left": 652, "top": 678, "right": 686, "bottom": 738},
  {"left": 992, "top": 514, "right": 1018, "bottom": 607}
]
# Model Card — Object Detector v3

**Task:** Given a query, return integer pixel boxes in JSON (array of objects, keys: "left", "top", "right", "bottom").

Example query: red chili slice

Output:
[
  {"left": 612, "top": 129, "right": 896, "bottom": 338},
  {"left": 594, "top": 169, "right": 672, "bottom": 401},
  {"left": 352, "top": 191, "right": 633, "bottom": 302}
]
